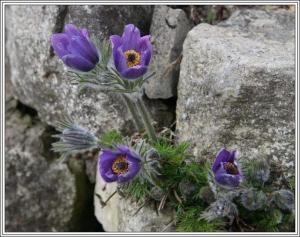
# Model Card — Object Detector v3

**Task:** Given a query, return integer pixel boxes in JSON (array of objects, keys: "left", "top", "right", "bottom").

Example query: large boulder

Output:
[
  {"left": 5, "top": 5, "right": 173, "bottom": 136},
  {"left": 94, "top": 162, "right": 175, "bottom": 232},
  {"left": 144, "top": 6, "right": 192, "bottom": 99},
  {"left": 5, "top": 84, "right": 101, "bottom": 231},
  {"left": 176, "top": 9, "right": 295, "bottom": 183},
  {"left": 5, "top": 104, "right": 76, "bottom": 231}
]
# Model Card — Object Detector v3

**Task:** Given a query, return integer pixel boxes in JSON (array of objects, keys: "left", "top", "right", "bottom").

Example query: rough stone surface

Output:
[
  {"left": 66, "top": 5, "right": 152, "bottom": 41},
  {"left": 5, "top": 105, "right": 76, "bottom": 231},
  {"left": 144, "top": 6, "right": 192, "bottom": 99},
  {"left": 176, "top": 9, "right": 295, "bottom": 182},
  {"left": 94, "top": 162, "right": 175, "bottom": 232},
  {"left": 5, "top": 5, "right": 172, "bottom": 136}
]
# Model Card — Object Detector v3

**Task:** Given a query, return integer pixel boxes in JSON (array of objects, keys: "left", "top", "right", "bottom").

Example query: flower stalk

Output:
[
  {"left": 135, "top": 96, "right": 157, "bottom": 142},
  {"left": 121, "top": 93, "right": 144, "bottom": 132}
]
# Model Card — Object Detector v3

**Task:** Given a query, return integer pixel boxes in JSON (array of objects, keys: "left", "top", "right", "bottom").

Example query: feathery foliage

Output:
[{"left": 176, "top": 206, "right": 225, "bottom": 232}]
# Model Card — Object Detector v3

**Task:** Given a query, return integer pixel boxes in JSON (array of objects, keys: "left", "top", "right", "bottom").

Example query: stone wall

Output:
[{"left": 5, "top": 5, "right": 295, "bottom": 232}]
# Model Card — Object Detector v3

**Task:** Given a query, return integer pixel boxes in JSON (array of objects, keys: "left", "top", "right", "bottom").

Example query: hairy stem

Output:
[
  {"left": 136, "top": 96, "right": 157, "bottom": 142},
  {"left": 121, "top": 94, "right": 144, "bottom": 132}
]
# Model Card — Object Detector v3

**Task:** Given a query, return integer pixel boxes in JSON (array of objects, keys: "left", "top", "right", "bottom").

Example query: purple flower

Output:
[
  {"left": 51, "top": 24, "right": 99, "bottom": 72},
  {"left": 110, "top": 24, "right": 152, "bottom": 79},
  {"left": 99, "top": 145, "right": 141, "bottom": 183},
  {"left": 212, "top": 148, "right": 243, "bottom": 188}
]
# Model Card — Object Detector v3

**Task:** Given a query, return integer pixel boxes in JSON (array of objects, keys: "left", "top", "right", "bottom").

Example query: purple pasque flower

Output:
[
  {"left": 51, "top": 24, "right": 99, "bottom": 72},
  {"left": 99, "top": 145, "right": 141, "bottom": 183},
  {"left": 110, "top": 24, "right": 152, "bottom": 79},
  {"left": 212, "top": 148, "right": 243, "bottom": 188}
]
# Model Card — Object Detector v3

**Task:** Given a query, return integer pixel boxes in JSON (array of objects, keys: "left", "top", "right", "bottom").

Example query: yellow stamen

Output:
[
  {"left": 224, "top": 162, "right": 239, "bottom": 175},
  {"left": 112, "top": 156, "right": 129, "bottom": 174},
  {"left": 124, "top": 50, "right": 141, "bottom": 68}
]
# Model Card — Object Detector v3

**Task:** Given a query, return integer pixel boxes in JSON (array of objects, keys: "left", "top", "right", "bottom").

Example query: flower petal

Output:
[
  {"left": 121, "top": 24, "right": 141, "bottom": 51},
  {"left": 141, "top": 49, "right": 152, "bottom": 66},
  {"left": 68, "top": 35, "right": 99, "bottom": 64},
  {"left": 81, "top": 28, "right": 89, "bottom": 38},
  {"left": 86, "top": 39, "right": 99, "bottom": 64},
  {"left": 51, "top": 33, "right": 70, "bottom": 58},
  {"left": 229, "top": 150, "right": 238, "bottom": 162},
  {"left": 100, "top": 149, "right": 121, "bottom": 168},
  {"left": 116, "top": 145, "right": 131, "bottom": 154},
  {"left": 117, "top": 145, "right": 141, "bottom": 162},
  {"left": 121, "top": 65, "right": 147, "bottom": 79},
  {"left": 138, "top": 35, "right": 152, "bottom": 52},
  {"left": 126, "top": 150, "right": 142, "bottom": 163},
  {"left": 102, "top": 169, "right": 118, "bottom": 182},
  {"left": 62, "top": 54, "right": 95, "bottom": 72},
  {"left": 215, "top": 172, "right": 242, "bottom": 187},
  {"left": 234, "top": 160, "right": 243, "bottom": 176},
  {"left": 78, "top": 28, "right": 99, "bottom": 64},
  {"left": 110, "top": 35, "right": 122, "bottom": 49},
  {"left": 64, "top": 24, "right": 81, "bottom": 37},
  {"left": 99, "top": 150, "right": 121, "bottom": 182},
  {"left": 113, "top": 47, "right": 128, "bottom": 73},
  {"left": 212, "top": 148, "right": 231, "bottom": 173}
]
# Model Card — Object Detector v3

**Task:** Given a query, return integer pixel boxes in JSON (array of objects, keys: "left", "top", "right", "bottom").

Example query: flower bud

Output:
[
  {"left": 149, "top": 187, "right": 165, "bottom": 201},
  {"left": 272, "top": 189, "right": 294, "bottom": 211},
  {"left": 179, "top": 181, "right": 198, "bottom": 201},
  {"left": 241, "top": 189, "right": 267, "bottom": 210},
  {"left": 51, "top": 24, "right": 99, "bottom": 72},
  {"left": 199, "top": 186, "right": 215, "bottom": 204}
]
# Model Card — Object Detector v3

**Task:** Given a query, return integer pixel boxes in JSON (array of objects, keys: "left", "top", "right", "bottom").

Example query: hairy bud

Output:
[
  {"left": 199, "top": 186, "right": 215, "bottom": 204},
  {"left": 241, "top": 189, "right": 267, "bottom": 210},
  {"left": 200, "top": 197, "right": 238, "bottom": 224},
  {"left": 149, "top": 187, "right": 165, "bottom": 201},
  {"left": 272, "top": 189, "right": 294, "bottom": 211},
  {"left": 179, "top": 181, "right": 198, "bottom": 201}
]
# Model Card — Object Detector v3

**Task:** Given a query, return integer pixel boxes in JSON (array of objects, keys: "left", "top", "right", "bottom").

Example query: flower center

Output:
[
  {"left": 224, "top": 162, "right": 239, "bottom": 175},
  {"left": 112, "top": 156, "right": 129, "bottom": 174},
  {"left": 124, "top": 50, "right": 141, "bottom": 68}
]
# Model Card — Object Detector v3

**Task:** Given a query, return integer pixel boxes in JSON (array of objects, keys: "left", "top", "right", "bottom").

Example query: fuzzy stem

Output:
[
  {"left": 136, "top": 96, "right": 157, "bottom": 142},
  {"left": 121, "top": 94, "right": 144, "bottom": 132}
]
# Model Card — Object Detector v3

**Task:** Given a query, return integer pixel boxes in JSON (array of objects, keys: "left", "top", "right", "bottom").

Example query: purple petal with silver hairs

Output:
[
  {"left": 99, "top": 145, "right": 141, "bottom": 183},
  {"left": 51, "top": 24, "right": 99, "bottom": 72},
  {"left": 212, "top": 148, "right": 242, "bottom": 188},
  {"left": 110, "top": 24, "right": 153, "bottom": 79}
]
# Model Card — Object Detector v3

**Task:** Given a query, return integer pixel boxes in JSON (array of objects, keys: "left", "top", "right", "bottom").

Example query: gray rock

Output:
[
  {"left": 94, "top": 162, "right": 175, "bottom": 231},
  {"left": 5, "top": 109, "right": 76, "bottom": 231},
  {"left": 5, "top": 5, "right": 172, "bottom": 136},
  {"left": 176, "top": 9, "right": 295, "bottom": 184},
  {"left": 218, "top": 8, "right": 295, "bottom": 43},
  {"left": 66, "top": 5, "right": 152, "bottom": 40},
  {"left": 144, "top": 6, "right": 192, "bottom": 99}
]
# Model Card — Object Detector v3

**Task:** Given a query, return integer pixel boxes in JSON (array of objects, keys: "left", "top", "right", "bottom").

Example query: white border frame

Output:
[{"left": 0, "top": 0, "right": 299, "bottom": 236}]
